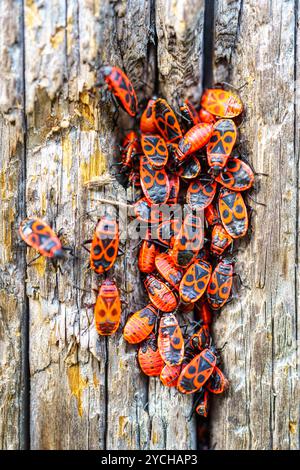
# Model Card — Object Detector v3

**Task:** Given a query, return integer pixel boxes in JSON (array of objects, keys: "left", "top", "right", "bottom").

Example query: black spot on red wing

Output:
[
  {"left": 222, "top": 209, "right": 229, "bottom": 218},
  {"left": 186, "top": 274, "right": 194, "bottom": 282},
  {"left": 224, "top": 135, "right": 233, "bottom": 143},
  {"left": 167, "top": 115, "right": 175, "bottom": 125},
  {"left": 93, "top": 245, "right": 101, "bottom": 255},
  {"left": 235, "top": 204, "right": 243, "bottom": 213},
  {"left": 189, "top": 365, "right": 196, "bottom": 374},
  {"left": 210, "top": 135, "right": 218, "bottom": 143},
  {"left": 107, "top": 247, "right": 115, "bottom": 257}
]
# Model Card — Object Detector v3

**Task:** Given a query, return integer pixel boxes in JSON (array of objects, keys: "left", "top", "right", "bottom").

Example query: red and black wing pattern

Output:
[
  {"left": 141, "top": 134, "right": 169, "bottom": 169},
  {"left": 215, "top": 157, "right": 254, "bottom": 191},
  {"left": 138, "top": 333, "right": 165, "bottom": 377},
  {"left": 179, "top": 260, "right": 212, "bottom": 303},
  {"left": 187, "top": 175, "right": 217, "bottom": 210},
  {"left": 19, "top": 218, "right": 63, "bottom": 258},
  {"left": 153, "top": 98, "right": 182, "bottom": 143},
  {"left": 103, "top": 65, "right": 138, "bottom": 117},
  {"left": 170, "top": 213, "right": 204, "bottom": 268},
  {"left": 158, "top": 313, "right": 184, "bottom": 366},
  {"left": 218, "top": 188, "right": 248, "bottom": 238},
  {"left": 133, "top": 198, "right": 161, "bottom": 224},
  {"left": 201, "top": 89, "right": 243, "bottom": 118},
  {"left": 177, "top": 155, "right": 201, "bottom": 180},
  {"left": 205, "top": 366, "right": 229, "bottom": 394},
  {"left": 94, "top": 280, "right": 121, "bottom": 336},
  {"left": 177, "top": 348, "right": 217, "bottom": 394},
  {"left": 189, "top": 325, "right": 211, "bottom": 352},
  {"left": 207, "top": 119, "right": 237, "bottom": 173},
  {"left": 90, "top": 215, "right": 119, "bottom": 274},
  {"left": 211, "top": 223, "right": 233, "bottom": 255},
  {"left": 123, "top": 304, "right": 158, "bottom": 344},
  {"left": 140, "top": 155, "right": 170, "bottom": 204},
  {"left": 207, "top": 259, "right": 233, "bottom": 309}
]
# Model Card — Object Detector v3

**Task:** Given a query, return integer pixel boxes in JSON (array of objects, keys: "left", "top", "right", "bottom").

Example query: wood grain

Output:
[{"left": 210, "top": 0, "right": 300, "bottom": 450}]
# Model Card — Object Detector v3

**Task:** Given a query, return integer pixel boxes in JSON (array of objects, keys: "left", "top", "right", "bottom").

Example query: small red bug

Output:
[
  {"left": 207, "top": 257, "right": 234, "bottom": 309},
  {"left": 102, "top": 65, "right": 138, "bottom": 117},
  {"left": 94, "top": 279, "right": 121, "bottom": 336},
  {"left": 158, "top": 313, "right": 184, "bottom": 366},
  {"left": 180, "top": 99, "right": 200, "bottom": 130},
  {"left": 177, "top": 155, "right": 201, "bottom": 180},
  {"left": 138, "top": 333, "right": 165, "bottom": 377},
  {"left": 86, "top": 215, "right": 119, "bottom": 274},
  {"left": 186, "top": 175, "right": 217, "bottom": 210},
  {"left": 207, "top": 119, "right": 237, "bottom": 174},
  {"left": 123, "top": 304, "right": 158, "bottom": 344},
  {"left": 140, "top": 99, "right": 158, "bottom": 134},
  {"left": 167, "top": 174, "right": 180, "bottom": 204},
  {"left": 204, "top": 203, "right": 219, "bottom": 226},
  {"left": 189, "top": 325, "right": 211, "bottom": 351},
  {"left": 155, "top": 252, "right": 183, "bottom": 289},
  {"left": 120, "top": 131, "right": 141, "bottom": 172},
  {"left": 201, "top": 89, "right": 243, "bottom": 118},
  {"left": 179, "top": 259, "right": 212, "bottom": 304},
  {"left": 19, "top": 218, "right": 64, "bottom": 259},
  {"left": 140, "top": 154, "right": 170, "bottom": 204},
  {"left": 170, "top": 212, "right": 204, "bottom": 268},
  {"left": 199, "top": 108, "right": 216, "bottom": 124},
  {"left": 138, "top": 235, "right": 158, "bottom": 273},
  {"left": 153, "top": 98, "right": 182, "bottom": 143},
  {"left": 176, "top": 123, "right": 213, "bottom": 164},
  {"left": 144, "top": 274, "right": 178, "bottom": 312},
  {"left": 141, "top": 134, "right": 169, "bottom": 169},
  {"left": 211, "top": 223, "right": 233, "bottom": 256},
  {"left": 160, "top": 364, "right": 182, "bottom": 387},
  {"left": 215, "top": 157, "right": 254, "bottom": 191},
  {"left": 177, "top": 348, "right": 217, "bottom": 394},
  {"left": 218, "top": 188, "right": 248, "bottom": 239},
  {"left": 205, "top": 366, "right": 229, "bottom": 394},
  {"left": 195, "top": 389, "right": 210, "bottom": 417}
]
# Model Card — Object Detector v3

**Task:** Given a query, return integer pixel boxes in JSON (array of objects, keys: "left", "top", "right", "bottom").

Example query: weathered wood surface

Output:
[
  {"left": 0, "top": 0, "right": 299, "bottom": 451},
  {"left": 0, "top": 0, "right": 206, "bottom": 450},
  {"left": 210, "top": 0, "right": 300, "bottom": 450}
]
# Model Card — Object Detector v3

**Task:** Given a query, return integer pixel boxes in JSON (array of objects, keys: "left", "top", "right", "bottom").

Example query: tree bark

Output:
[{"left": 210, "top": 0, "right": 300, "bottom": 450}]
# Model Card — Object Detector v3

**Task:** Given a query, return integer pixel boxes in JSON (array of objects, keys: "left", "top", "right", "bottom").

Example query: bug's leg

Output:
[
  {"left": 27, "top": 253, "right": 42, "bottom": 267},
  {"left": 233, "top": 272, "right": 250, "bottom": 290},
  {"left": 188, "top": 393, "right": 202, "bottom": 422},
  {"left": 247, "top": 193, "right": 267, "bottom": 207},
  {"left": 62, "top": 245, "right": 76, "bottom": 258},
  {"left": 117, "top": 247, "right": 125, "bottom": 256},
  {"left": 82, "top": 239, "right": 92, "bottom": 253}
]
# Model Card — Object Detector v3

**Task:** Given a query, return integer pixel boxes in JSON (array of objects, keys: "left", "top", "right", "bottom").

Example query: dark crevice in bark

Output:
[
  {"left": 149, "top": 0, "right": 159, "bottom": 96},
  {"left": 20, "top": 0, "right": 30, "bottom": 451},
  {"left": 203, "top": 0, "right": 215, "bottom": 89}
]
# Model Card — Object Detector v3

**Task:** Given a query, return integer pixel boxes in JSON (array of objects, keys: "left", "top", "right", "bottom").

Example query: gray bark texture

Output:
[{"left": 0, "top": 0, "right": 299, "bottom": 450}]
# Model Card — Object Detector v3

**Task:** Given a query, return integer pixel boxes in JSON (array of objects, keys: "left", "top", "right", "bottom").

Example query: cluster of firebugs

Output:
[{"left": 18, "top": 65, "right": 254, "bottom": 418}]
